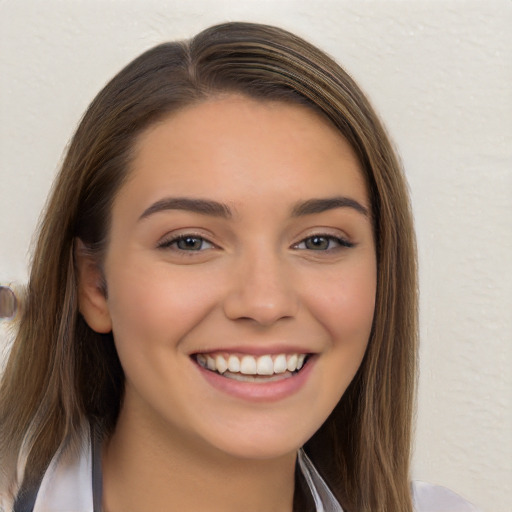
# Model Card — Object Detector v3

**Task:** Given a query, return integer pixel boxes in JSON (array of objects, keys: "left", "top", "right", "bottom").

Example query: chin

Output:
[{"left": 197, "top": 423, "right": 317, "bottom": 462}]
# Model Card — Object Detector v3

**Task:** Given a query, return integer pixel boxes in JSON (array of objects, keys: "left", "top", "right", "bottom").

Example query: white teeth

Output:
[
  {"left": 222, "top": 372, "right": 294, "bottom": 383},
  {"left": 228, "top": 355, "right": 240, "bottom": 372},
  {"left": 206, "top": 355, "right": 216, "bottom": 371},
  {"left": 273, "top": 354, "right": 288, "bottom": 374},
  {"left": 196, "top": 352, "right": 308, "bottom": 377},
  {"left": 240, "top": 355, "right": 257, "bottom": 375},
  {"left": 215, "top": 355, "right": 228, "bottom": 374},
  {"left": 287, "top": 354, "right": 298, "bottom": 372},
  {"left": 256, "top": 355, "right": 274, "bottom": 375}
]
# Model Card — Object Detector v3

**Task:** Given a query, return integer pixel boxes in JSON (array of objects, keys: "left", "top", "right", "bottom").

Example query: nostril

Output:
[{"left": 223, "top": 295, "right": 299, "bottom": 326}]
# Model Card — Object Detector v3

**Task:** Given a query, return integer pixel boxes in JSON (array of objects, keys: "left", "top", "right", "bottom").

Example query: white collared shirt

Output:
[{"left": 8, "top": 433, "right": 481, "bottom": 512}]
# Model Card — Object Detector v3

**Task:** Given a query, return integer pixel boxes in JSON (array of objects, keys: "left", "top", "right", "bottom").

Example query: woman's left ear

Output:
[{"left": 74, "top": 239, "right": 113, "bottom": 333}]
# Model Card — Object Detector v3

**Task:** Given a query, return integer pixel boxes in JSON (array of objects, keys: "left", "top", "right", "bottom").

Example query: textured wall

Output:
[{"left": 1, "top": 1, "right": 510, "bottom": 510}]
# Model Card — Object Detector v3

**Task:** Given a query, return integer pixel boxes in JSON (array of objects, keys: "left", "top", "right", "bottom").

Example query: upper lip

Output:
[{"left": 190, "top": 344, "right": 316, "bottom": 357}]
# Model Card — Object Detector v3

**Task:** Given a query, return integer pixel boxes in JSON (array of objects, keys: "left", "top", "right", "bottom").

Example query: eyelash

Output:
[
  {"left": 293, "top": 234, "right": 354, "bottom": 251},
  {"left": 157, "top": 233, "right": 354, "bottom": 253},
  {"left": 157, "top": 234, "right": 214, "bottom": 252}
]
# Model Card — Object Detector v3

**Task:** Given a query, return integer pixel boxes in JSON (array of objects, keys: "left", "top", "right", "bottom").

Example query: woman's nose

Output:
[{"left": 222, "top": 251, "right": 299, "bottom": 326}]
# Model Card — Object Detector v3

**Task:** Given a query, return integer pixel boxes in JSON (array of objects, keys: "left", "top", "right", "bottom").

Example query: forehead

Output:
[{"left": 118, "top": 94, "right": 369, "bottom": 215}]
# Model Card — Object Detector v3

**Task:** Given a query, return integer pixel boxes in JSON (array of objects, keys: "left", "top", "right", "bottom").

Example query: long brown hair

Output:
[{"left": 0, "top": 22, "right": 417, "bottom": 511}]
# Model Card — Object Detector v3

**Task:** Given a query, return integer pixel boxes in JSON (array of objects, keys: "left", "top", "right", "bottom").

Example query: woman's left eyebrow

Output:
[{"left": 291, "top": 197, "right": 369, "bottom": 217}]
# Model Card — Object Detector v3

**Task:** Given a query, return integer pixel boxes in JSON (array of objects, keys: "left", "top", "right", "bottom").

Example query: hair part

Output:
[{"left": 0, "top": 22, "right": 417, "bottom": 512}]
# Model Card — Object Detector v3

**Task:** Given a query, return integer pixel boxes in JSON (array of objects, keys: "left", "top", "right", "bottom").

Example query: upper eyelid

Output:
[
  {"left": 157, "top": 227, "right": 215, "bottom": 241},
  {"left": 292, "top": 228, "right": 353, "bottom": 244},
  {"left": 157, "top": 232, "right": 216, "bottom": 250},
  {"left": 293, "top": 234, "right": 353, "bottom": 249}
]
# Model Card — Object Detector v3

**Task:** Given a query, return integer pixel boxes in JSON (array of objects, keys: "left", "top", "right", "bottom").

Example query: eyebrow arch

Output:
[
  {"left": 291, "top": 196, "right": 369, "bottom": 217},
  {"left": 139, "top": 197, "right": 233, "bottom": 220}
]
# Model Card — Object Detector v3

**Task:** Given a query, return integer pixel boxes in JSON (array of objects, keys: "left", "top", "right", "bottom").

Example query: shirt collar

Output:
[{"left": 31, "top": 428, "right": 342, "bottom": 512}]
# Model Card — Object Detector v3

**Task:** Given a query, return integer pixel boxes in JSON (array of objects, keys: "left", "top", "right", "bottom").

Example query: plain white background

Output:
[{"left": 0, "top": 1, "right": 510, "bottom": 511}]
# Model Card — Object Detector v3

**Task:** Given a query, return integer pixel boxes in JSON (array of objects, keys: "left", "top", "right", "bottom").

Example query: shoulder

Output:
[{"left": 412, "top": 481, "right": 482, "bottom": 512}]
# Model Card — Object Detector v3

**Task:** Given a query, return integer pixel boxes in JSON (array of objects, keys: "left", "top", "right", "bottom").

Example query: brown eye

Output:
[
  {"left": 176, "top": 236, "right": 205, "bottom": 251},
  {"left": 158, "top": 235, "right": 214, "bottom": 252},
  {"left": 305, "top": 236, "right": 330, "bottom": 250},
  {"left": 294, "top": 235, "right": 354, "bottom": 251}
]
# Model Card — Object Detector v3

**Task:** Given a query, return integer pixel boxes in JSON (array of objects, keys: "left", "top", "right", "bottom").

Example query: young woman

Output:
[{"left": 0, "top": 22, "right": 479, "bottom": 512}]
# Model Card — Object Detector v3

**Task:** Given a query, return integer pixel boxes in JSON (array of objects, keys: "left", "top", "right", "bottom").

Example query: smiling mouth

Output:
[{"left": 194, "top": 353, "right": 310, "bottom": 383}]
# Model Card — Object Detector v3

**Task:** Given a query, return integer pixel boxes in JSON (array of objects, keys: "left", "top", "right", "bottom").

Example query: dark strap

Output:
[
  {"left": 12, "top": 478, "right": 39, "bottom": 512},
  {"left": 91, "top": 426, "right": 103, "bottom": 512}
]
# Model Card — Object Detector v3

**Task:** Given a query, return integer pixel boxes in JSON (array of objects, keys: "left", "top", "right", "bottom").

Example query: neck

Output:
[{"left": 102, "top": 403, "right": 297, "bottom": 512}]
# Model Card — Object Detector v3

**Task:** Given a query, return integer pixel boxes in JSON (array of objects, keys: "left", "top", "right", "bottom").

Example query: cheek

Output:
[
  {"left": 291, "top": 265, "right": 376, "bottom": 437},
  {"left": 104, "top": 261, "right": 224, "bottom": 352},
  {"left": 306, "top": 264, "right": 376, "bottom": 345}
]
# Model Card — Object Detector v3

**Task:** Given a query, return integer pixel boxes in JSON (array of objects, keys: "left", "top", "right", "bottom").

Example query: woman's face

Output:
[{"left": 81, "top": 95, "right": 376, "bottom": 460}]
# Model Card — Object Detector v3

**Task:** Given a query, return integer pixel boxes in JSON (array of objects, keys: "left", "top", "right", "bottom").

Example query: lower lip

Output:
[{"left": 194, "top": 357, "right": 316, "bottom": 402}]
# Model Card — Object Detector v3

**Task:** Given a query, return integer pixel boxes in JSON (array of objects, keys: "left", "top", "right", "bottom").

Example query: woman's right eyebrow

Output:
[{"left": 139, "top": 197, "right": 233, "bottom": 221}]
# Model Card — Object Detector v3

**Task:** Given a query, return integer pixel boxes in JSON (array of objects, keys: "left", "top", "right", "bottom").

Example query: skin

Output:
[{"left": 78, "top": 95, "right": 377, "bottom": 512}]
